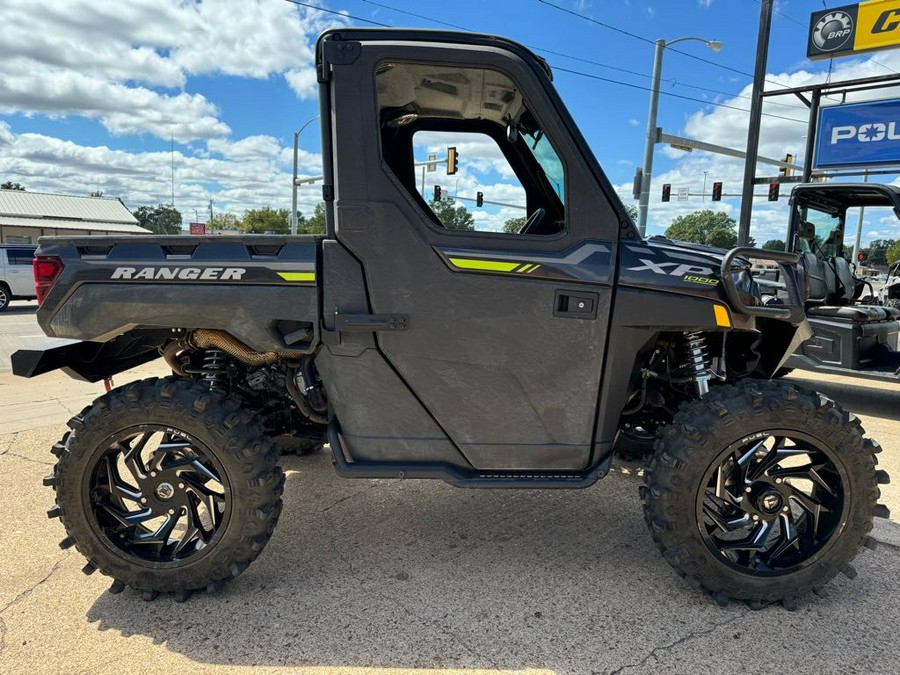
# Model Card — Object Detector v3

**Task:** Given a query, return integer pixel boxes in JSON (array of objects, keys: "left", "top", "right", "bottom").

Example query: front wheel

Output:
[
  {"left": 643, "top": 380, "right": 889, "bottom": 607},
  {"left": 46, "top": 377, "right": 284, "bottom": 599}
]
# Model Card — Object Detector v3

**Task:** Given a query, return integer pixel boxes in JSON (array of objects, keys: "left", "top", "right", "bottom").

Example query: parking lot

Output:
[{"left": 1, "top": 304, "right": 899, "bottom": 674}]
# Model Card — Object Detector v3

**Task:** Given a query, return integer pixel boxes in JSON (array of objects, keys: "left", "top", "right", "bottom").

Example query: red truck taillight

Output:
[{"left": 33, "top": 255, "right": 63, "bottom": 305}]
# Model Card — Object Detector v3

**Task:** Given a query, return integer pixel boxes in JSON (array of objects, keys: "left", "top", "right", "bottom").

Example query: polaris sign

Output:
[{"left": 814, "top": 98, "right": 900, "bottom": 169}]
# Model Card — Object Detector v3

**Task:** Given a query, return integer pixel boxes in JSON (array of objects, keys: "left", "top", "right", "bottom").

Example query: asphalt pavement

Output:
[{"left": 1, "top": 306, "right": 899, "bottom": 675}]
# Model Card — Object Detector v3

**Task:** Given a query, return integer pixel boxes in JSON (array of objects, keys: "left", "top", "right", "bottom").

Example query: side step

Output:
[{"left": 327, "top": 422, "right": 610, "bottom": 489}]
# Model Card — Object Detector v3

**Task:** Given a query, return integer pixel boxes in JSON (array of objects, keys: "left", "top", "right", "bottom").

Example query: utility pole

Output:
[
  {"left": 208, "top": 199, "right": 214, "bottom": 224},
  {"left": 291, "top": 131, "right": 299, "bottom": 234},
  {"left": 738, "top": 0, "right": 773, "bottom": 246},
  {"left": 852, "top": 170, "right": 870, "bottom": 264}
]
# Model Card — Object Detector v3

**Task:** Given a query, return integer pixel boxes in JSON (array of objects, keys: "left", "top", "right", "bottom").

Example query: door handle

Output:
[{"left": 554, "top": 290, "right": 598, "bottom": 319}]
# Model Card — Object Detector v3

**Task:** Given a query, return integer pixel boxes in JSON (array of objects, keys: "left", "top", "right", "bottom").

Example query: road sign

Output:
[
  {"left": 189, "top": 222, "right": 206, "bottom": 235},
  {"left": 808, "top": 1, "right": 900, "bottom": 61},
  {"left": 677, "top": 187, "right": 690, "bottom": 201},
  {"left": 426, "top": 153, "right": 437, "bottom": 172},
  {"left": 814, "top": 98, "right": 900, "bottom": 169}
]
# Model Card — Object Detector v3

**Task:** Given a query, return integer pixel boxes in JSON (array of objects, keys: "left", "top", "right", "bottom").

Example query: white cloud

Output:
[
  {"left": 634, "top": 50, "right": 900, "bottom": 245},
  {"left": 0, "top": 0, "right": 339, "bottom": 141},
  {"left": 0, "top": 125, "right": 325, "bottom": 222}
]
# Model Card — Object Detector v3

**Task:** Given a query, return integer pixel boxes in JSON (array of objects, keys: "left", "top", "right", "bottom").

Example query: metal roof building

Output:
[{"left": 0, "top": 190, "right": 150, "bottom": 243}]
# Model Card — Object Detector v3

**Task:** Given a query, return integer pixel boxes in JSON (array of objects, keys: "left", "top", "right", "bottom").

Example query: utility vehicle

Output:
[
  {"left": 13, "top": 29, "right": 891, "bottom": 608},
  {"left": 780, "top": 184, "right": 900, "bottom": 382}
]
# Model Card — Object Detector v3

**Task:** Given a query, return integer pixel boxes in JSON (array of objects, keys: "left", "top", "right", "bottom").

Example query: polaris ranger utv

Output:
[
  {"left": 12, "top": 29, "right": 891, "bottom": 608},
  {"left": 780, "top": 183, "right": 900, "bottom": 382}
]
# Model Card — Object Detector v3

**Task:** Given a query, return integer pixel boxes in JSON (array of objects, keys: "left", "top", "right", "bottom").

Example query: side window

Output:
[
  {"left": 412, "top": 130, "right": 529, "bottom": 234},
  {"left": 377, "top": 61, "right": 565, "bottom": 237},
  {"left": 7, "top": 248, "right": 35, "bottom": 265}
]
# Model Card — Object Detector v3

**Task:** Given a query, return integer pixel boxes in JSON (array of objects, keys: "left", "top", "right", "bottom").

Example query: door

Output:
[
  {"left": 4, "top": 247, "right": 36, "bottom": 296},
  {"left": 322, "top": 34, "right": 630, "bottom": 470}
]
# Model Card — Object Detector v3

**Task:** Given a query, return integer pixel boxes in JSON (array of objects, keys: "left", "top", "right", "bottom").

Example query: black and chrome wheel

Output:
[
  {"left": 0, "top": 284, "right": 10, "bottom": 312},
  {"left": 87, "top": 427, "right": 229, "bottom": 564},
  {"left": 698, "top": 432, "right": 845, "bottom": 576},
  {"left": 643, "top": 380, "right": 890, "bottom": 608},
  {"left": 46, "top": 377, "right": 284, "bottom": 598}
]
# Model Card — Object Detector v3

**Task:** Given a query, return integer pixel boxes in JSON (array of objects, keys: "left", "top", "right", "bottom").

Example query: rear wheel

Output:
[
  {"left": 643, "top": 380, "right": 888, "bottom": 607},
  {"left": 0, "top": 284, "right": 10, "bottom": 312},
  {"left": 886, "top": 298, "right": 900, "bottom": 311},
  {"left": 46, "top": 377, "right": 284, "bottom": 598}
]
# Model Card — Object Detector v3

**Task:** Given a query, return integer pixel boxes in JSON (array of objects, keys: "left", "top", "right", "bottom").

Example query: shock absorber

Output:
[
  {"left": 200, "top": 349, "right": 228, "bottom": 391},
  {"left": 684, "top": 331, "right": 711, "bottom": 397}
]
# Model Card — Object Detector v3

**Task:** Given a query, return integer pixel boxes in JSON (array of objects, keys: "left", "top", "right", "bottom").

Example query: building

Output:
[{"left": 0, "top": 190, "right": 150, "bottom": 243}]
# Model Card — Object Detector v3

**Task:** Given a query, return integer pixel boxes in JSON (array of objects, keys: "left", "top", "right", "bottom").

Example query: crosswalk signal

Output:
[
  {"left": 712, "top": 182, "right": 723, "bottom": 202},
  {"left": 661, "top": 183, "right": 671, "bottom": 202},
  {"left": 433, "top": 185, "right": 442, "bottom": 202},
  {"left": 768, "top": 182, "right": 780, "bottom": 202},
  {"left": 476, "top": 191, "right": 483, "bottom": 207},
  {"left": 447, "top": 146, "right": 458, "bottom": 175}
]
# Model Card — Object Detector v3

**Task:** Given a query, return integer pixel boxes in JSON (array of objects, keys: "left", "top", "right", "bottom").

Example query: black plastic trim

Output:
[{"left": 328, "top": 421, "right": 610, "bottom": 488}]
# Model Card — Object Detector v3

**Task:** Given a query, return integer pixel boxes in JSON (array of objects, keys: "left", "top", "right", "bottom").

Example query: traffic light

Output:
[
  {"left": 447, "top": 146, "right": 458, "bottom": 175},
  {"left": 661, "top": 183, "right": 671, "bottom": 202},
  {"left": 712, "top": 182, "right": 723, "bottom": 202},
  {"left": 859, "top": 250, "right": 868, "bottom": 263},
  {"left": 433, "top": 185, "right": 442, "bottom": 202},
  {"left": 768, "top": 182, "right": 780, "bottom": 202},
  {"left": 476, "top": 191, "right": 484, "bottom": 207},
  {"left": 780, "top": 153, "right": 794, "bottom": 178}
]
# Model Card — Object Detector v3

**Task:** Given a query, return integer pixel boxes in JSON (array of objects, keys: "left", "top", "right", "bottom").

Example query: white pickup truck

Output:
[{"left": 0, "top": 244, "right": 37, "bottom": 311}]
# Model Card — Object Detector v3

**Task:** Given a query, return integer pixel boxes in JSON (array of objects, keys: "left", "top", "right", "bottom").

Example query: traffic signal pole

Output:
[{"left": 738, "top": 0, "right": 773, "bottom": 246}]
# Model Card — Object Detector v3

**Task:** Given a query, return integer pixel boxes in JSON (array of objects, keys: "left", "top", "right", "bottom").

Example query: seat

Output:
[{"left": 808, "top": 305, "right": 894, "bottom": 322}]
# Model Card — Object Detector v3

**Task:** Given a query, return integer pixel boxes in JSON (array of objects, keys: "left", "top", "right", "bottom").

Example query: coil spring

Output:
[
  {"left": 684, "top": 331, "right": 711, "bottom": 396},
  {"left": 201, "top": 349, "right": 228, "bottom": 391}
]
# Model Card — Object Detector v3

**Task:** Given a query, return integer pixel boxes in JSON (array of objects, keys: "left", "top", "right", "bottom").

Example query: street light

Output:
[
  {"left": 291, "top": 115, "right": 320, "bottom": 235},
  {"left": 637, "top": 36, "right": 723, "bottom": 236}
]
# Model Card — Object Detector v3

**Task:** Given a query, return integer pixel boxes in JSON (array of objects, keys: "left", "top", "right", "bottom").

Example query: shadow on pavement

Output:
[
  {"left": 79, "top": 452, "right": 898, "bottom": 673},
  {"left": 2, "top": 303, "right": 37, "bottom": 315}
]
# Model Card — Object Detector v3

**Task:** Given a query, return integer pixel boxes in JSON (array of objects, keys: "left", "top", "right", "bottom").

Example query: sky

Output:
[{"left": 3, "top": 0, "right": 900, "bottom": 245}]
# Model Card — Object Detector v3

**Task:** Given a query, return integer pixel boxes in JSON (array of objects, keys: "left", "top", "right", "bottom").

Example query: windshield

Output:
[
  {"left": 522, "top": 129, "right": 565, "bottom": 204},
  {"left": 797, "top": 205, "right": 843, "bottom": 257}
]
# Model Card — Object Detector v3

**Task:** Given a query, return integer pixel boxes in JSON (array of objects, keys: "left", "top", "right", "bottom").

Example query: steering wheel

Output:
[{"left": 517, "top": 207, "right": 546, "bottom": 235}]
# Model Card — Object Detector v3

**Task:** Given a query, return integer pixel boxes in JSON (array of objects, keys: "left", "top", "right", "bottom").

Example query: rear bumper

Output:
[{"left": 12, "top": 338, "right": 159, "bottom": 382}]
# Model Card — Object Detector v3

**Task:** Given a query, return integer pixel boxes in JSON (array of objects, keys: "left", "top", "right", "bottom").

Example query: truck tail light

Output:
[{"left": 33, "top": 255, "right": 63, "bottom": 305}]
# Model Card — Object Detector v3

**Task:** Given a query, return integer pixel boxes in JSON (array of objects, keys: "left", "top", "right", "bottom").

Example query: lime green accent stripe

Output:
[
  {"left": 528, "top": 264, "right": 542, "bottom": 274},
  {"left": 278, "top": 271, "right": 316, "bottom": 282},
  {"left": 518, "top": 264, "right": 535, "bottom": 273},
  {"left": 449, "top": 257, "right": 520, "bottom": 272}
]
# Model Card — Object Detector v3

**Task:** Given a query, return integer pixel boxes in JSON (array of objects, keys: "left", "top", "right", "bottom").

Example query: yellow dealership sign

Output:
[{"left": 808, "top": 0, "right": 900, "bottom": 60}]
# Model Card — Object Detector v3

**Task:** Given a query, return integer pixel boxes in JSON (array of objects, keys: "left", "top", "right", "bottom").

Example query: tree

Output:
[
  {"left": 864, "top": 239, "right": 896, "bottom": 267},
  {"left": 1, "top": 181, "right": 25, "bottom": 190},
  {"left": 887, "top": 241, "right": 900, "bottom": 266},
  {"left": 503, "top": 216, "right": 526, "bottom": 234},
  {"left": 207, "top": 213, "right": 241, "bottom": 232},
  {"left": 429, "top": 198, "right": 474, "bottom": 231},
  {"left": 241, "top": 207, "right": 290, "bottom": 234},
  {"left": 300, "top": 203, "right": 327, "bottom": 234},
  {"left": 762, "top": 239, "right": 786, "bottom": 251},
  {"left": 133, "top": 204, "right": 183, "bottom": 235},
  {"left": 664, "top": 210, "right": 753, "bottom": 248},
  {"left": 625, "top": 204, "right": 638, "bottom": 222},
  {"left": 89, "top": 190, "right": 104, "bottom": 198}
]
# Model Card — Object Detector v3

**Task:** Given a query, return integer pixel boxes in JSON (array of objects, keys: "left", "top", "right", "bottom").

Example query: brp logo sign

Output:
[{"left": 813, "top": 11, "right": 854, "bottom": 51}]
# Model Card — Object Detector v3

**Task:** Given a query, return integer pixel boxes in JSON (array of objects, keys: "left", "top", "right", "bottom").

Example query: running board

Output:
[{"left": 327, "top": 422, "right": 610, "bottom": 489}]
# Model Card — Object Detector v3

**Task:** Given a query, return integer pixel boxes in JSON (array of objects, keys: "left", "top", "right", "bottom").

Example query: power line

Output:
[
  {"left": 536, "top": 0, "right": 797, "bottom": 91},
  {"left": 286, "top": 0, "right": 806, "bottom": 124},
  {"left": 357, "top": 0, "right": 465, "bottom": 29},
  {"left": 283, "top": 0, "right": 389, "bottom": 27},
  {"left": 552, "top": 66, "right": 806, "bottom": 125}
]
